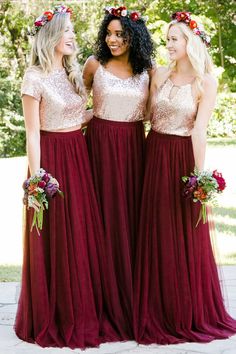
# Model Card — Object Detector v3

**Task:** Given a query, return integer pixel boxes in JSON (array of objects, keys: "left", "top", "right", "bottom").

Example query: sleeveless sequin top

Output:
[
  {"left": 151, "top": 78, "right": 198, "bottom": 136},
  {"left": 92, "top": 65, "right": 149, "bottom": 122},
  {"left": 21, "top": 66, "right": 86, "bottom": 131}
]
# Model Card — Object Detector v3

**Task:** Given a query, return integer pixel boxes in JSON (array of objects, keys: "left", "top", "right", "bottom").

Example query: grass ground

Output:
[
  {"left": 0, "top": 265, "right": 22, "bottom": 282},
  {"left": 0, "top": 138, "right": 235, "bottom": 281}
]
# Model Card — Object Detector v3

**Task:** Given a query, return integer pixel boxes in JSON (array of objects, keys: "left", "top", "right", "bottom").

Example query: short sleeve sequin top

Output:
[
  {"left": 151, "top": 78, "right": 198, "bottom": 136},
  {"left": 21, "top": 66, "right": 86, "bottom": 131},
  {"left": 92, "top": 65, "right": 149, "bottom": 122}
]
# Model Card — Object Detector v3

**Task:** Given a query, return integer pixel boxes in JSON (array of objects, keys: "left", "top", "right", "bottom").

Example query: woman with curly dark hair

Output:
[{"left": 83, "top": 6, "right": 155, "bottom": 340}]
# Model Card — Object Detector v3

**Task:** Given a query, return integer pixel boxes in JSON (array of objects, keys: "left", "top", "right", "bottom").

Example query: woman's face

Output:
[
  {"left": 166, "top": 24, "right": 187, "bottom": 61},
  {"left": 55, "top": 17, "right": 75, "bottom": 57},
  {"left": 105, "top": 19, "right": 130, "bottom": 58}
]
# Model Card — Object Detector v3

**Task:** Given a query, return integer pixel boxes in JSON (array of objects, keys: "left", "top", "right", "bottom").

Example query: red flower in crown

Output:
[
  {"left": 111, "top": 8, "right": 117, "bottom": 16},
  {"left": 130, "top": 11, "right": 140, "bottom": 21},
  {"left": 35, "top": 20, "right": 43, "bottom": 27},
  {"left": 189, "top": 20, "right": 197, "bottom": 29},
  {"left": 180, "top": 12, "right": 187, "bottom": 20},
  {"left": 115, "top": 6, "right": 124, "bottom": 16},
  {"left": 173, "top": 11, "right": 191, "bottom": 22},
  {"left": 44, "top": 11, "right": 53, "bottom": 20}
]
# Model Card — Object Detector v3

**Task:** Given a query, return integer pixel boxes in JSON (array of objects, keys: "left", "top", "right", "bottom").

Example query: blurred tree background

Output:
[{"left": 0, "top": 0, "right": 235, "bottom": 157}]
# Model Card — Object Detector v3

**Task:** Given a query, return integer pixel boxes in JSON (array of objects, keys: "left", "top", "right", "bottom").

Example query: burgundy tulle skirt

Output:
[
  {"left": 134, "top": 130, "right": 236, "bottom": 344},
  {"left": 15, "top": 129, "right": 104, "bottom": 349},
  {"left": 86, "top": 117, "right": 145, "bottom": 340}
]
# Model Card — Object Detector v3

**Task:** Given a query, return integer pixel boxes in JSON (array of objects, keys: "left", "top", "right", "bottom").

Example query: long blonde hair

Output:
[
  {"left": 30, "top": 12, "right": 86, "bottom": 98},
  {"left": 167, "top": 22, "right": 213, "bottom": 99}
]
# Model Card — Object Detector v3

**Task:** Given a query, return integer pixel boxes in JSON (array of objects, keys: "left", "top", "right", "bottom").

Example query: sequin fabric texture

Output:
[
  {"left": 151, "top": 78, "right": 198, "bottom": 136},
  {"left": 21, "top": 66, "right": 86, "bottom": 131},
  {"left": 92, "top": 65, "right": 149, "bottom": 122}
]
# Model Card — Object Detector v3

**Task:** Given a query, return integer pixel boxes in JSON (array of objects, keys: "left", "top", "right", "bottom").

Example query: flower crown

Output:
[
  {"left": 171, "top": 12, "right": 210, "bottom": 47},
  {"left": 28, "top": 5, "right": 72, "bottom": 36},
  {"left": 104, "top": 6, "right": 147, "bottom": 22}
]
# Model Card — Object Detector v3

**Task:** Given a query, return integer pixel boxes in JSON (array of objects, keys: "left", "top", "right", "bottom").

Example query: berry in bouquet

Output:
[
  {"left": 23, "top": 168, "right": 64, "bottom": 235},
  {"left": 182, "top": 168, "right": 226, "bottom": 226}
]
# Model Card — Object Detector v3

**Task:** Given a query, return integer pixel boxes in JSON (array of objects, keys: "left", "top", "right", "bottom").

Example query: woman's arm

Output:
[
  {"left": 81, "top": 109, "right": 93, "bottom": 128},
  {"left": 144, "top": 66, "right": 170, "bottom": 122},
  {"left": 82, "top": 55, "right": 99, "bottom": 92},
  {"left": 191, "top": 74, "right": 217, "bottom": 171},
  {"left": 22, "top": 95, "right": 41, "bottom": 176}
]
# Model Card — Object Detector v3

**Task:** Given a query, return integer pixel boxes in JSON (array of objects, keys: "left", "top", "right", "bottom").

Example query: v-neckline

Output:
[{"left": 101, "top": 65, "right": 135, "bottom": 81}]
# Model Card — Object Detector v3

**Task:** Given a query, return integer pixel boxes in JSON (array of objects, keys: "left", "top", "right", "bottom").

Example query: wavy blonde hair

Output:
[
  {"left": 167, "top": 22, "right": 213, "bottom": 100},
  {"left": 30, "top": 12, "right": 86, "bottom": 98}
]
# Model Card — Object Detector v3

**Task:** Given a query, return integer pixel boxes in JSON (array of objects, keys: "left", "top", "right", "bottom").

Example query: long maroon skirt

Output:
[
  {"left": 134, "top": 130, "right": 236, "bottom": 344},
  {"left": 86, "top": 117, "right": 145, "bottom": 340},
  {"left": 15, "top": 129, "right": 104, "bottom": 349}
]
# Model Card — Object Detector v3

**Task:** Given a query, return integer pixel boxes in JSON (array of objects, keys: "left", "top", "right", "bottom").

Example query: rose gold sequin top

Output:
[
  {"left": 21, "top": 66, "right": 86, "bottom": 131},
  {"left": 92, "top": 65, "right": 149, "bottom": 122},
  {"left": 151, "top": 78, "right": 198, "bottom": 136}
]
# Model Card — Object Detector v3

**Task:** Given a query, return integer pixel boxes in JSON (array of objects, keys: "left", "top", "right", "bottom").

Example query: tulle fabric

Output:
[
  {"left": 15, "top": 129, "right": 104, "bottom": 349},
  {"left": 134, "top": 130, "right": 236, "bottom": 344},
  {"left": 86, "top": 117, "right": 145, "bottom": 340}
]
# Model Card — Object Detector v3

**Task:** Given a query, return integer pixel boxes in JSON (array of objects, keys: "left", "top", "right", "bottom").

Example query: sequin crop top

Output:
[
  {"left": 92, "top": 65, "right": 149, "bottom": 122},
  {"left": 21, "top": 66, "right": 86, "bottom": 131},
  {"left": 151, "top": 78, "right": 198, "bottom": 136}
]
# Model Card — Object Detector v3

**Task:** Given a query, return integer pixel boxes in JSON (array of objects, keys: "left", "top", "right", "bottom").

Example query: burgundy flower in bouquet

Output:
[
  {"left": 182, "top": 168, "right": 226, "bottom": 226},
  {"left": 23, "top": 168, "right": 64, "bottom": 235}
]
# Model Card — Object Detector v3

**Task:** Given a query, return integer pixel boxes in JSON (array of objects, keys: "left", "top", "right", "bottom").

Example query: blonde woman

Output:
[
  {"left": 134, "top": 11, "right": 236, "bottom": 344},
  {"left": 15, "top": 5, "right": 104, "bottom": 348}
]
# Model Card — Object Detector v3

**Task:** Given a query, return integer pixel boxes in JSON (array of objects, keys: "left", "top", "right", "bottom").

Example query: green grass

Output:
[
  {"left": 207, "top": 137, "right": 236, "bottom": 146},
  {"left": 213, "top": 206, "right": 236, "bottom": 236},
  {"left": 224, "top": 254, "right": 236, "bottom": 264},
  {"left": 0, "top": 265, "right": 21, "bottom": 282}
]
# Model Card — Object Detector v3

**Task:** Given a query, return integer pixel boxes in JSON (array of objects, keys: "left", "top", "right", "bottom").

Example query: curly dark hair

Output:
[{"left": 95, "top": 14, "right": 155, "bottom": 75}]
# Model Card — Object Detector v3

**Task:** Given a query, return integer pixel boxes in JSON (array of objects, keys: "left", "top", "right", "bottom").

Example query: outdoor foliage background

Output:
[{"left": 0, "top": 0, "right": 235, "bottom": 157}]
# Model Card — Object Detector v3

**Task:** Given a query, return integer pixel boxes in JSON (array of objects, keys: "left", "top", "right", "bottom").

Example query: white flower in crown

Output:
[
  {"left": 105, "top": 6, "right": 112, "bottom": 14},
  {"left": 121, "top": 9, "right": 127, "bottom": 16},
  {"left": 142, "top": 15, "right": 149, "bottom": 22},
  {"left": 197, "top": 23, "right": 205, "bottom": 32}
]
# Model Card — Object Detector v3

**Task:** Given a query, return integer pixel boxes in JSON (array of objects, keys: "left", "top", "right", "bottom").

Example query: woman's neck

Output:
[
  {"left": 52, "top": 56, "right": 64, "bottom": 71},
  {"left": 175, "top": 57, "right": 195, "bottom": 77}
]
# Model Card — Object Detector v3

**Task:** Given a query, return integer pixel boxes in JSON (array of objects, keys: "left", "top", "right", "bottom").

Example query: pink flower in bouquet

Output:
[
  {"left": 212, "top": 170, "right": 226, "bottom": 191},
  {"left": 42, "top": 173, "right": 50, "bottom": 183},
  {"left": 38, "top": 180, "right": 46, "bottom": 188}
]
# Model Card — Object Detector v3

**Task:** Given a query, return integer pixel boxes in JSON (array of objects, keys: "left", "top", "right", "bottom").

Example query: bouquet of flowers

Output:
[
  {"left": 23, "top": 168, "right": 64, "bottom": 235},
  {"left": 182, "top": 169, "right": 226, "bottom": 226}
]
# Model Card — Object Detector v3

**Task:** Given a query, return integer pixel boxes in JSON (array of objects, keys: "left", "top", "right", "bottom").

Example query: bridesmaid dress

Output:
[
  {"left": 86, "top": 64, "right": 149, "bottom": 339},
  {"left": 134, "top": 78, "right": 236, "bottom": 344}
]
